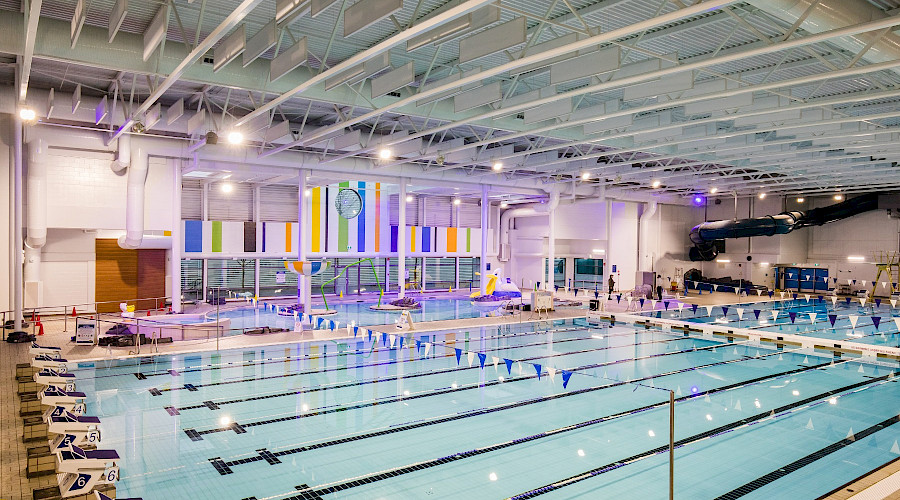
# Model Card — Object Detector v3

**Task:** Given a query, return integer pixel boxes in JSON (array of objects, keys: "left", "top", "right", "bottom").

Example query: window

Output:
[
  {"left": 181, "top": 260, "right": 203, "bottom": 301},
  {"left": 259, "top": 259, "right": 298, "bottom": 297},
  {"left": 574, "top": 258, "right": 604, "bottom": 290},
  {"left": 425, "top": 257, "right": 456, "bottom": 290},
  {"left": 544, "top": 258, "right": 566, "bottom": 288},
  {"left": 207, "top": 259, "right": 255, "bottom": 296},
  {"left": 458, "top": 257, "right": 481, "bottom": 291}
]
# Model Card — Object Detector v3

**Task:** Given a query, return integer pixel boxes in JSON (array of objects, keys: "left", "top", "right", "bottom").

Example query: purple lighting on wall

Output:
[{"left": 693, "top": 195, "right": 705, "bottom": 206}]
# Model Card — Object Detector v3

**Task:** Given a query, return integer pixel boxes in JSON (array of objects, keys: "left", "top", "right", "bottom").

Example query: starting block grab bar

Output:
[{"left": 57, "top": 446, "right": 120, "bottom": 498}]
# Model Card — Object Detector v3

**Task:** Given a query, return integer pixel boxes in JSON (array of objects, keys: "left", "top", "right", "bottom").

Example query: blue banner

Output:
[
  {"left": 788, "top": 311, "right": 797, "bottom": 323},
  {"left": 455, "top": 348, "right": 462, "bottom": 365},
  {"left": 873, "top": 316, "right": 882, "bottom": 330},
  {"left": 828, "top": 314, "right": 837, "bottom": 327},
  {"left": 691, "top": 304, "right": 699, "bottom": 314},
  {"left": 562, "top": 370, "right": 573, "bottom": 389},
  {"left": 504, "top": 358, "right": 513, "bottom": 375},
  {"left": 534, "top": 364, "right": 542, "bottom": 380},
  {"left": 477, "top": 353, "right": 486, "bottom": 369},
  {"left": 721, "top": 306, "right": 729, "bottom": 317},
  {"left": 753, "top": 309, "right": 761, "bottom": 319}
]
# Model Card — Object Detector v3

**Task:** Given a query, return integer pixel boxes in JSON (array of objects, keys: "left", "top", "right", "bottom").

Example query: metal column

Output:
[
  {"left": 171, "top": 159, "right": 183, "bottom": 313},
  {"left": 398, "top": 180, "right": 407, "bottom": 299}
]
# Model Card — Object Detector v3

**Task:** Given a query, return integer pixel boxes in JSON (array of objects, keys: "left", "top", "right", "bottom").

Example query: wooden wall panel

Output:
[
  {"left": 137, "top": 249, "right": 166, "bottom": 310},
  {"left": 95, "top": 240, "right": 167, "bottom": 313},
  {"left": 95, "top": 239, "right": 137, "bottom": 313}
]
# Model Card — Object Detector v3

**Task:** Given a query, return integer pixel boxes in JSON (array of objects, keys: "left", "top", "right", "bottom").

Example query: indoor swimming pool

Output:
[
  {"left": 69, "top": 318, "right": 900, "bottom": 499},
  {"left": 644, "top": 297, "right": 900, "bottom": 347}
]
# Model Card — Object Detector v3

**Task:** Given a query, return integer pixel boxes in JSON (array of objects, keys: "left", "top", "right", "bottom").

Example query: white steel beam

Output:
[{"left": 17, "top": 0, "right": 42, "bottom": 102}]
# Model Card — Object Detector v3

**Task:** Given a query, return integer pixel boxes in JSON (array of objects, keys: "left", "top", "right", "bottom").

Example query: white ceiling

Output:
[{"left": 5, "top": 0, "right": 900, "bottom": 201}]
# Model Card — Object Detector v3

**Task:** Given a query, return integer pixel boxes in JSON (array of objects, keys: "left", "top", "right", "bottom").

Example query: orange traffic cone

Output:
[
  {"left": 147, "top": 311, "right": 151, "bottom": 317},
  {"left": 30, "top": 310, "right": 35, "bottom": 321},
  {"left": 71, "top": 307, "right": 77, "bottom": 317},
  {"left": 37, "top": 322, "right": 44, "bottom": 336}
]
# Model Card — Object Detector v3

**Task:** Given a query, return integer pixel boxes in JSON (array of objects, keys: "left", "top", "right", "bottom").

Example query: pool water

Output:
[
  {"left": 70, "top": 318, "right": 900, "bottom": 499},
  {"left": 209, "top": 298, "right": 489, "bottom": 331},
  {"left": 644, "top": 298, "right": 900, "bottom": 347}
]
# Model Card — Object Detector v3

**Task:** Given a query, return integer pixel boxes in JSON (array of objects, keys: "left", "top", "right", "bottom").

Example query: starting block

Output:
[
  {"left": 32, "top": 354, "right": 70, "bottom": 372},
  {"left": 57, "top": 445, "right": 119, "bottom": 499},
  {"left": 31, "top": 342, "right": 62, "bottom": 358},
  {"left": 40, "top": 386, "right": 86, "bottom": 414},
  {"left": 34, "top": 369, "right": 77, "bottom": 390},
  {"left": 47, "top": 410, "right": 101, "bottom": 452}
]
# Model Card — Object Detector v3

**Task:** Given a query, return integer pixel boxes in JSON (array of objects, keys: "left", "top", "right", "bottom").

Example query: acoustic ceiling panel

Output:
[
  {"left": 371, "top": 62, "right": 415, "bottom": 99},
  {"left": 344, "top": 0, "right": 403, "bottom": 37},
  {"left": 454, "top": 81, "right": 502, "bottom": 113},
  {"left": 458, "top": 17, "right": 526, "bottom": 64},
  {"left": 550, "top": 47, "right": 620, "bottom": 85},
  {"left": 270, "top": 37, "right": 308, "bottom": 82}
]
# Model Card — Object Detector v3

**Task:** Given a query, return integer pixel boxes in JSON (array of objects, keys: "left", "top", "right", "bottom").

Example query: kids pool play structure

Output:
[
  {"left": 470, "top": 268, "right": 522, "bottom": 308},
  {"left": 283, "top": 260, "right": 330, "bottom": 276}
]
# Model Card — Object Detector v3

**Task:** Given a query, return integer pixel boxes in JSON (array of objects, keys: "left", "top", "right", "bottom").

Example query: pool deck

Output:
[{"left": 3, "top": 289, "right": 897, "bottom": 500}]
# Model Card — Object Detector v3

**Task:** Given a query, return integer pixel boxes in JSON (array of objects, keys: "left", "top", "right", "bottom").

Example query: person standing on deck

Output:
[{"left": 608, "top": 275, "right": 615, "bottom": 293}]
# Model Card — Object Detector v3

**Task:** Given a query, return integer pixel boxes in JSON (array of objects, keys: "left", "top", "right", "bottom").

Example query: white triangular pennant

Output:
[
  {"left": 713, "top": 284, "right": 719, "bottom": 291},
  {"left": 806, "top": 418, "right": 814, "bottom": 430},
  {"left": 848, "top": 279, "right": 853, "bottom": 286},
  {"left": 831, "top": 296, "right": 838, "bottom": 306},
  {"left": 757, "top": 289, "right": 763, "bottom": 296},
  {"left": 492, "top": 356, "right": 499, "bottom": 370},
  {"left": 651, "top": 300, "right": 657, "bottom": 310},
  {"left": 803, "top": 356, "right": 809, "bottom": 364},
  {"left": 858, "top": 364, "right": 865, "bottom": 374},
  {"left": 804, "top": 294, "right": 810, "bottom": 302},
  {"left": 675, "top": 386, "right": 683, "bottom": 397},
  {"left": 518, "top": 362, "right": 524, "bottom": 375},
  {"left": 734, "top": 400, "right": 742, "bottom": 411},
  {"left": 892, "top": 441, "right": 900, "bottom": 454},
  {"left": 677, "top": 303, "right": 684, "bottom": 311},
  {"left": 389, "top": 334, "right": 397, "bottom": 348},
  {"left": 704, "top": 394, "right": 711, "bottom": 403},
  {"left": 772, "top": 310, "right": 779, "bottom": 322},
  {"left": 778, "top": 354, "right": 783, "bottom": 360},
  {"left": 883, "top": 281, "right": 889, "bottom": 289},
  {"left": 705, "top": 305, "right": 714, "bottom": 315},
  {"left": 892, "top": 299, "right": 898, "bottom": 308},
  {"left": 779, "top": 291, "right": 785, "bottom": 299},
  {"left": 733, "top": 347, "right": 739, "bottom": 355},
  {"left": 424, "top": 343, "right": 431, "bottom": 356},
  {"left": 859, "top": 297, "right": 867, "bottom": 306},
  {"left": 547, "top": 366, "right": 557, "bottom": 381},
  {"left": 894, "top": 318, "right": 900, "bottom": 331},
  {"left": 809, "top": 312, "right": 817, "bottom": 323},
  {"left": 736, "top": 308, "right": 744, "bottom": 320},
  {"left": 847, "top": 428, "right": 855, "bottom": 441},
  {"left": 626, "top": 296, "right": 633, "bottom": 304},
  {"left": 862, "top": 280, "right": 868, "bottom": 286},
  {"left": 467, "top": 351, "right": 475, "bottom": 367},
  {"left": 849, "top": 315, "right": 859, "bottom": 328}
]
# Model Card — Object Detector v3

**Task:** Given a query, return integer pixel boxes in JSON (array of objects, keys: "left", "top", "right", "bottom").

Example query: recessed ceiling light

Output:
[
  {"left": 651, "top": 180, "right": 661, "bottom": 188},
  {"left": 581, "top": 171, "right": 590, "bottom": 180},
  {"left": 492, "top": 161, "right": 502, "bottom": 171},
  {"left": 378, "top": 148, "right": 392, "bottom": 159}
]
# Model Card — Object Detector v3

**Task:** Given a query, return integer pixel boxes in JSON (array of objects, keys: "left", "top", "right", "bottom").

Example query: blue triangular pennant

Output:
[
  {"left": 829, "top": 314, "right": 837, "bottom": 327},
  {"left": 845, "top": 297, "right": 852, "bottom": 305},
  {"left": 793, "top": 293, "right": 798, "bottom": 300},
  {"left": 617, "top": 294, "right": 622, "bottom": 303},
  {"left": 382, "top": 332, "right": 388, "bottom": 346},
  {"left": 353, "top": 326, "right": 359, "bottom": 337},
  {"left": 562, "top": 370, "right": 573, "bottom": 389},
  {"left": 722, "top": 306, "right": 729, "bottom": 317},
  {"left": 664, "top": 301, "right": 670, "bottom": 310},
  {"left": 788, "top": 311, "right": 797, "bottom": 323},
  {"left": 873, "top": 316, "right": 882, "bottom": 330},
  {"left": 455, "top": 348, "right": 462, "bottom": 365},
  {"left": 753, "top": 309, "right": 761, "bottom": 319},
  {"left": 876, "top": 298, "right": 882, "bottom": 308},
  {"left": 691, "top": 304, "right": 699, "bottom": 313},
  {"left": 768, "top": 291, "right": 774, "bottom": 298},
  {"left": 416, "top": 340, "right": 422, "bottom": 351},
  {"left": 574, "top": 289, "right": 578, "bottom": 297},
  {"left": 504, "top": 358, "right": 513, "bottom": 375},
  {"left": 639, "top": 298, "right": 645, "bottom": 308},
  {"left": 534, "top": 364, "right": 542, "bottom": 380},
  {"left": 398, "top": 336, "right": 404, "bottom": 350},
  {"left": 477, "top": 353, "right": 486, "bottom": 369},
  {"left": 818, "top": 295, "right": 824, "bottom": 303},
  {"left": 594, "top": 291, "right": 599, "bottom": 299}
]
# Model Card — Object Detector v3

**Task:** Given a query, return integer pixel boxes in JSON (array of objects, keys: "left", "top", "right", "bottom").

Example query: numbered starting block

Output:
[
  {"left": 40, "top": 386, "right": 87, "bottom": 414},
  {"left": 34, "top": 368, "right": 77, "bottom": 389},
  {"left": 47, "top": 409, "right": 101, "bottom": 452},
  {"left": 57, "top": 445, "right": 119, "bottom": 499},
  {"left": 31, "top": 342, "right": 62, "bottom": 358},
  {"left": 32, "top": 354, "right": 70, "bottom": 372}
]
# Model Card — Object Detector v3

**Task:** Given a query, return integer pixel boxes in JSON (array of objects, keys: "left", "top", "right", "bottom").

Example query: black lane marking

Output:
[
  {"left": 164, "top": 406, "right": 180, "bottom": 416},
  {"left": 508, "top": 369, "right": 899, "bottom": 499},
  {"left": 287, "top": 363, "right": 880, "bottom": 500},
  {"left": 173, "top": 334, "right": 695, "bottom": 411},
  {"left": 134, "top": 373, "right": 147, "bottom": 380},
  {"left": 209, "top": 357, "right": 832, "bottom": 475},
  {"left": 715, "top": 415, "right": 900, "bottom": 498},
  {"left": 159, "top": 329, "right": 669, "bottom": 395},
  {"left": 187, "top": 338, "right": 741, "bottom": 439},
  {"left": 117, "top": 324, "right": 593, "bottom": 381},
  {"left": 148, "top": 388, "right": 161, "bottom": 396}
]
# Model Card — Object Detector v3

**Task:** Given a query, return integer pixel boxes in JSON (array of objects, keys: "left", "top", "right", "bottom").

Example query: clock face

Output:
[{"left": 335, "top": 188, "right": 363, "bottom": 219}]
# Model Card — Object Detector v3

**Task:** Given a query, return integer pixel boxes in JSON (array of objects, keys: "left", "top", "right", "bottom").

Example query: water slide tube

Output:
[
  {"left": 689, "top": 193, "right": 900, "bottom": 261},
  {"left": 470, "top": 274, "right": 498, "bottom": 298}
]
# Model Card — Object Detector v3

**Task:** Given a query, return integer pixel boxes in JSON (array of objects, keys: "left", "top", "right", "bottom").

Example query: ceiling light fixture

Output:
[
  {"left": 492, "top": 161, "right": 502, "bottom": 171},
  {"left": 758, "top": 192, "right": 767, "bottom": 199},
  {"left": 834, "top": 193, "right": 844, "bottom": 201},
  {"left": 453, "top": 198, "right": 461, "bottom": 205},
  {"left": 651, "top": 180, "right": 661, "bottom": 188},
  {"left": 378, "top": 148, "right": 392, "bottom": 159},
  {"left": 500, "top": 201, "right": 508, "bottom": 208},
  {"left": 581, "top": 171, "right": 590, "bottom": 180},
  {"left": 796, "top": 197, "right": 805, "bottom": 203},
  {"left": 709, "top": 187, "right": 718, "bottom": 194},
  {"left": 221, "top": 182, "right": 233, "bottom": 193},
  {"left": 227, "top": 131, "right": 244, "bottom": 144},
  {"left": 405, "top": 194, "right": 413, "bottom": 203},
  {"left": 18, "top": 108, "right": 36, "bottom": 122}
]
